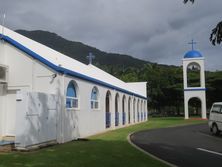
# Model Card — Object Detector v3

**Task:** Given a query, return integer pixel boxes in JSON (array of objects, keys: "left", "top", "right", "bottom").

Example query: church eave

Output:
[{"left": 0, "top": 34, "right": 147, "bottom": 100}]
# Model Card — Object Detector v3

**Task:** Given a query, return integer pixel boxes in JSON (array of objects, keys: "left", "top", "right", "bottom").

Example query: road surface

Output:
[{"left": 130, "top": 124, "right": 222, "bottom": 167}]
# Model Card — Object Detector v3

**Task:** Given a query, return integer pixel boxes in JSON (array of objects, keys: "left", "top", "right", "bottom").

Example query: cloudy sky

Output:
[{"left": 0, "top": 0, "right": 221, "bottom": 70}]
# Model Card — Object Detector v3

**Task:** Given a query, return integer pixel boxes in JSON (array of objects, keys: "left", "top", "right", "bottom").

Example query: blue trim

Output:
[
  {"left": 2, "top": 35, "right": 62, "bottom": 73},
  {"left": 115, "top": 112, "right": 119, "bottom": 126},
  {"left": 1, "top": 34, "right": 147, "bottom": 100},
  {"left": 122, "top": 112, "right": 126, "bottom": 125},
  {"left": 184, "top": 88, "right": 207, "bottom": 91},
  {"left": 106, "top": 112, "right": 111, "bottom": 128}
]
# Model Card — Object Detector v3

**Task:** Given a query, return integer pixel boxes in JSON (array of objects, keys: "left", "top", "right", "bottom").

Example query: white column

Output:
[
  {"left": 146, "top": 101, "right": 149, "bottom": 121},
  {"left": 184, "top": 94, "right": 189, "bottom": 119},
  {"left": 135, "top": 101, "right": 138, "bottom": 123},
  {"left": 146, "top": 101, "right": 148, "bottom": 121},
  {"left": 136, "top": 101, "right": 139, "bottom": 122},
  {"left": 201, "top": 92, "right": 207, "bottom": 119},
  {"left": 125, "top": 97, "right": 129, "bottom": 125},
  {"left": 119, "top": 95, "right": 122, "bottom": 127},
  {"left": 110, "top": 92, "right": 115, "bottom": 129},
  {"left": 183, "top": 61, "right": 188, "bottom": 89},
  {"left": 200, "top": 61, "right": 206, "bottom": 88},
  {"left": 133, "top": 99, "right": 136, "bottom": 124},
  {"left": 130, "top": 99, "right": 133, "bottom": 124}
]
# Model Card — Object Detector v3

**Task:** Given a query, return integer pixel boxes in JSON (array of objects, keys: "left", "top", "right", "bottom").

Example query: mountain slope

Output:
[{"left": 16, "top": 30, "right": 149, "bottom": 68}]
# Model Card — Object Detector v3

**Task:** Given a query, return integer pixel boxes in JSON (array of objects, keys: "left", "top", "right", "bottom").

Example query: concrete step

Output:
[{"left": 0, "top": 140, "right": 14, "bottom": 152}]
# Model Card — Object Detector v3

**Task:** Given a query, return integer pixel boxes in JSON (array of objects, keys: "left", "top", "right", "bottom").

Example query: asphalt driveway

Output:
[{"left": 130, "top": 123, "right": 222, "bottom": 167}]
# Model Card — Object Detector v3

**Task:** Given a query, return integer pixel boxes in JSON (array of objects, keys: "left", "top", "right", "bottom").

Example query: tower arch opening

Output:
[
  {"left": 188, "top": 97, "right": 202, "bottom": 118},
  {"left": 187, "top": 62, "right": 201, "bottom": 87}
]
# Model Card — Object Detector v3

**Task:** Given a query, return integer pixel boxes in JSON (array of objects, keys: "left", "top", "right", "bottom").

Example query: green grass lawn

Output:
[{"left": 0, "top": 117, "right": 207, "bottom": 167}]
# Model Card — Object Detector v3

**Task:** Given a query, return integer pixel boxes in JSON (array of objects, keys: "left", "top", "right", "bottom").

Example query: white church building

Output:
[{"left": 0, "top": 26, "right": 148, "bottom": 149}]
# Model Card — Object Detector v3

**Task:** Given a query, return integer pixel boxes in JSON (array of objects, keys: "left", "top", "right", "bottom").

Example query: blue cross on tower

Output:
[
  {"left": 188, "top": 39, "right": 197, "bottom": 50},
  {"left": 86, "top": 52, "right": 95, "bottom": 64}
]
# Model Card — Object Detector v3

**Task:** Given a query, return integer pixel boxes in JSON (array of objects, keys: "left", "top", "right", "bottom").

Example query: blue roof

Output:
[{"left": 184, "top": 50, "right": 202, "bottom": 59}]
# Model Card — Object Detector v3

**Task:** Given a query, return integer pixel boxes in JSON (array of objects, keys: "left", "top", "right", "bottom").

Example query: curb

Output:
[{"left": 127, "top": 133, "right": 177, "bottom": 167}]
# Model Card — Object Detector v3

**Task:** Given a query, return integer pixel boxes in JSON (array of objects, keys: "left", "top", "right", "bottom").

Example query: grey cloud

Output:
[{"left": 0, "top": 0, "right": 221, "bottom": 70}]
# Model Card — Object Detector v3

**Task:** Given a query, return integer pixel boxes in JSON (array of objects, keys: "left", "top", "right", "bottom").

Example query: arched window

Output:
[
  {"left": 91, "top": 87, "right": 99, "bottom": 109},
  {"left": 66, "top": 81, "right": 78, "bottom": 109}
]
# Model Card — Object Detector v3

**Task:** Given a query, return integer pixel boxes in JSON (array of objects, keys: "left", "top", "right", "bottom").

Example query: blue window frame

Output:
[
  {"left": 66, "top": 81, "right": 78, "bottom": 109},
  {"left": 91, "top": 87, "right": 99, "bottom": 109}
]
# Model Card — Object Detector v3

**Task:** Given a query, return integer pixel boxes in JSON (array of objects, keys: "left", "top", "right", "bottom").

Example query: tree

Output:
[
  {"left": 184, "top": 0, "right": 222, "bottom": 45},
  {"left": 210, "top": 22, "right": 222, "bottom": 45},
  {"left": 183, "top": 0, "right": 194, "bottom": 3}
]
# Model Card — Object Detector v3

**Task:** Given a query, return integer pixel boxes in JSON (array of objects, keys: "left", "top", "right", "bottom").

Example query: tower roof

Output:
[{"left": 184, "top": 50, "right": 203, "bottom": 59}]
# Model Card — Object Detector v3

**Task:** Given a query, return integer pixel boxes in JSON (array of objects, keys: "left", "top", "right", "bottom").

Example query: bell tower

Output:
[{"left": 183, "top": 40, "right": 207, "bottom": 119}]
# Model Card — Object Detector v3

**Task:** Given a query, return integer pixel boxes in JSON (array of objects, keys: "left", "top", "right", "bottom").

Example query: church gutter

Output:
[{"left": 1, "top": 34, "right": 147, "bottom": 100}]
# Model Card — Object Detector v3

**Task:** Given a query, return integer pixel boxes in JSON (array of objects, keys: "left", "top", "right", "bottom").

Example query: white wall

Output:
[
  {"left": 0, "top": 43, "right": 34, "bottom": 137},
  {"left": 0, "top": 40, "right": 148, "bottom": 146},
  {"left": 126, "top": 82, "right": 147, "bottom": 97},
  {"left": 61, "top": 76, "right": 148, "bottom": 142},
  {"left": 15, "top": 91, "right": 57, "bottom": 148},
  {"left": 5, "top": 43, "right": 33, "bottom": 90},
  {"left": 0, "top": 84, "right": 7, "bottom": 137},
  {"left": 0, "top": 42, "right": 60, "bottom": 137}
]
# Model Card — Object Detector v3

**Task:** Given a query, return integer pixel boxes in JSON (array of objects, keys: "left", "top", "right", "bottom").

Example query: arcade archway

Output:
[{"left": 105, "top": 91, "right": 111, "bottom": 128}]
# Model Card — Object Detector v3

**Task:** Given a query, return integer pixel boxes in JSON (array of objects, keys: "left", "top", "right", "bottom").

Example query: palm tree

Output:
[
  {"left": 184, "top": 0, "right": 222, "bottom": 45},
  {"left": 210, "top": 21, "right": 222, "bottom": 45},
  {"left": 183, "top": 0, "right": 194, "bottom": 3}
]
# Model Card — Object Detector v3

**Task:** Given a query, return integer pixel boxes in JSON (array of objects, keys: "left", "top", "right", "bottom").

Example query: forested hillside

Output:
[
  {"left": 107, "top": 63, "right": 222, "bottom": 116},
  {"left": 16, "top": 30, "right": 148, "bottom": 68},
  {"left": 16, "top": 30, "right": 222, "bottom": 116}
]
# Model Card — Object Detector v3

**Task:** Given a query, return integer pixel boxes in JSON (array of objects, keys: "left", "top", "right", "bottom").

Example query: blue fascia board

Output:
[
  {"left": 184, "top": 88, "right": 207, "bottom": 91},
  {"left": 2, "top": 35, "right": 62, "bottom": 73},
  {"left": 1, "top": 34, "right": 147, "bottom": 100}
]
